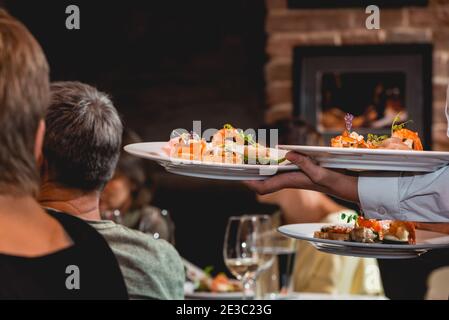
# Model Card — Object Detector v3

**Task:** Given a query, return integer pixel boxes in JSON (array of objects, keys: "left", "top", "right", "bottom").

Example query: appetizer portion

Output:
[
  {"left": 163, "top": 131, "right": 207, "bottom": 161},
  {"left": 313, "top": 225, "right": 352, "bottom": 241},
  {"left": 383, "top": 221, "right": 416, "bottom": 244},
  {"left": 331, "top": 113, "right": 423, "bottom": 151},
  {"left": 164, "top": 124, "right": 286, "bottom": 165},
  {"left": 196, "top": 273, "right": 242, "bottom": 293},
  {"left": 187, "top": 265, "right": 242, "bottom": 294},
  {"left": 314, "top": 213, "right": 416, "bottom": 245}
]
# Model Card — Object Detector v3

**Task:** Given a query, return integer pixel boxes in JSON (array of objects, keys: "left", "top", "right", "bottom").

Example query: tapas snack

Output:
[
  {"left": 191, "top": 267, "right": 241, "bottom": 293},
  {"left": 314, "top": 213, "right": 416, "bottom": 245},
  {"left": 331, "top": 113, "right": 423, "bottom": 151},
  {"left": 163, "top": 124, "right": 286, "bottom": 165}
]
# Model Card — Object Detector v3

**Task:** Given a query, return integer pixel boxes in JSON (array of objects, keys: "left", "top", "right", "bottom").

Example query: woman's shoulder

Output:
[
  {"left": 45, "top": 209, "right": 129, "bottom": 299},
  {"left": 112, "top": 224, "right": 182, "bottom": 268},
  {"left": 46, "top": 209, "right": 109, "bottom": 245}
]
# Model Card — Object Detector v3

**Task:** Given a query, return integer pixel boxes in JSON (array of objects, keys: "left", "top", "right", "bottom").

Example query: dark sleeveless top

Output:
[{"left": 0, "top": 209, "right": 128, "bottom": 299}]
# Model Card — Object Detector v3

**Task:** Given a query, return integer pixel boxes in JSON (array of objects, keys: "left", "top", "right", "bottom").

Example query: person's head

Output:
[
  {"left": 0, "top": 9, "right": 50, "bottom": 196},
  {"left": 42, "top": 81, "right": 123, "bottom": 193},
  {"left": 100, "top": 129, "right": 149, "bottom": 212},
  {"left": 270, "top": 117, "right": 323, "bottom": 146}
]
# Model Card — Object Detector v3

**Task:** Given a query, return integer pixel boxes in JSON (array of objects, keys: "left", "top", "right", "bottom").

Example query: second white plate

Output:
[
  {"left": 278, "top": 223, "right": 449, "bottom": 259},
  {"left": 278, "top": 145, "right": 449, "bottom": 172}
]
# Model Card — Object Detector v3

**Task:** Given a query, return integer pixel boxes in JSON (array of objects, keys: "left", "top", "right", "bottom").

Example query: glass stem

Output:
[{"left": 242, "top": 276, "right": 255, "bottom": 300}]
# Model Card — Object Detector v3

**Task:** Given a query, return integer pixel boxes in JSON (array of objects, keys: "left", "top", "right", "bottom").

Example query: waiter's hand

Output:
[{"left": 245, "top": 151, "right": 360, "bottom": 203}]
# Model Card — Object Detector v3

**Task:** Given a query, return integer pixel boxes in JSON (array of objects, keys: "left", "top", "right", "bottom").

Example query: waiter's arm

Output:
[{"left": 246, "top": 152, "right": 449, "bottom": 222}]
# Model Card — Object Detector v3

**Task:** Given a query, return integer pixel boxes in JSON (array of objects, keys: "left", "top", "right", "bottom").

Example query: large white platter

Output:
[
  {"left": 278, "top": 145, "right": 449, "bottom": 172},
  {"left": 124, "top": 142, "right": 298, "bottom": 180},
  {"left": 278, "top": 223, "right": 449, "bottom": 259}
]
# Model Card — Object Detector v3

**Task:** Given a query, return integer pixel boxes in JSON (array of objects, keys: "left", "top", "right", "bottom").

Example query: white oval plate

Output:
[
  {"left": 278, "top": 223, "right": 449, "bottom": 259},
  {"left": 124, "top": 142, "right": 298, "bottom": 180},
  {"left": 278, "top": 145, "right": 449, "bottom": 172}
]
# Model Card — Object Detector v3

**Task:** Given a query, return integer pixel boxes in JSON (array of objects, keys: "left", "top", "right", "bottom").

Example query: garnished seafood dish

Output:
[
  {"left": 163, "top": 124, "right": 286, "bottom": 165},
  {"left": 313, "top": 213, "right": 416, "bottom": 245},
  {"left": 195, "top": 273, "right": 241, "bottom": 294},
  {"left": 331, "top": 113, "right": 423, "bottom": 151},
  {"left": 185, "top": 265, "right": 242, "bottom": 294}
]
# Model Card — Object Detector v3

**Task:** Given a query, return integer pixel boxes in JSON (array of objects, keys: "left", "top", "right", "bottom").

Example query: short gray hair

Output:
[{"left": 44, "top": 81, "right": 123, "bottom": 191}]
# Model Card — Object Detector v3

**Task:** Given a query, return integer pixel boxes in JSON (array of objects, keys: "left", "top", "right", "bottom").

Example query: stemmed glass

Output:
[{"left": 223, "top": 215, "right": 274, "bottom": 299}]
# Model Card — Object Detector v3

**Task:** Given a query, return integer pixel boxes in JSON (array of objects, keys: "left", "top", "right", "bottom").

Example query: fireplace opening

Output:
[
  {"left": 320, "top": 71, "right": 406, "bottom": 131},
  {"left": 293, "top": 44, "right": 432, "bottom": 148}
]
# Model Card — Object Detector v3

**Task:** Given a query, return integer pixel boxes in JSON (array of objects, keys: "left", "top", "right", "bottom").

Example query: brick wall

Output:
[{"left": 265, "top": 0, "right": 449, "bottom": 150}]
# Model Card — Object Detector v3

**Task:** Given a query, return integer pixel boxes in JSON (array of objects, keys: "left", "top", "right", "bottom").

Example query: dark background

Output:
[
  {"left": 5, "top": 0, "right": 267, "bottom": 139},
  {"left": 3, "top": 0, "right": 272, "bottom": 273}
]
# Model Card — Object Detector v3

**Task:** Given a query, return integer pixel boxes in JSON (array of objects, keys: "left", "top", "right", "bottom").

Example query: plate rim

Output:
[
  {"left": 314, "top": 246, "right": 424, "bottom": 259},
  {"left": 124, "top": 142, "right": 298, "bottom": 171},
  {"left": 278, "top": 223, "right": 449, "bottom": 250},
  {"left": 278, "top": 145, "right": 449, "bottom": 158}
]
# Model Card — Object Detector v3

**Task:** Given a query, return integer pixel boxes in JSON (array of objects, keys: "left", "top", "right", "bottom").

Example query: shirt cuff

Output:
[{"left": 358, "top": 173, "right": 405, "bottom": 220}]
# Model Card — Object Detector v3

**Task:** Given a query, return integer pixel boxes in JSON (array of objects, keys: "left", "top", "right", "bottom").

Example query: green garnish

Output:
[
  {"left": 203, "top": 265, "right": 214, "bottom": 276},
  {"left": 367, "top": 133, "right": 389, "bottom": 146},
  {"left": 239, "top": 130, "right": 256, "bottom": 146},
  {"left": 341, "top": 212, "right": 359, "bottom": 224},
  {"left": 222, "top": 124, "right": 284, "bottom": 164},
  {"left": 223, "top": 124, "right": 256, "bottom": 146},
  {"left": 235, "top": 128, "right": 256, "bottom": 146},
  {"left": 391, "top": 113, "right": 413, "bottom": 135},
  {"left": 277, "top": 157, "right": 286, "bottom": 164}
]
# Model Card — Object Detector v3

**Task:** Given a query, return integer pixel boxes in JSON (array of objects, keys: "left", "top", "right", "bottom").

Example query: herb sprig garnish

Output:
[
  {"left": 367, "top": 133, "right": 389, "bottom": 146},
  {"left": 203, "top": 265, "right": 214, "bottom": 277},
  {"left": 391, "top": 113, "right": 413, "bottom": 135},
  {"left": 340, "top": 212, "right": 359, "bottom": 224},
  {"left": 223, "top": 124, "right": 256, "bottom": 146}
]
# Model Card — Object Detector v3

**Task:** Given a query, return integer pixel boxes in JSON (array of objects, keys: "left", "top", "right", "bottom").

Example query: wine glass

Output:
[
  {"left": 256, "top": 230, "right": 297, "bottom": 300},
  {"left": 223, "top": 215, "right": 274, "bottom": 299}
]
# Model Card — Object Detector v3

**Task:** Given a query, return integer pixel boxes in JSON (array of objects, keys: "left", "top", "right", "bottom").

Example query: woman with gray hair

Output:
[
  {"left": 39, "top": 81, "right": 184, "bottom": 300},
  {"left": 100, "top": 129, "right": 176, "bottom": 244}
]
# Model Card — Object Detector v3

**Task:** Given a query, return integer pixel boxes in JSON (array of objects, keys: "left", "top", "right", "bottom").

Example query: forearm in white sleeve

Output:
[{"left": 358, "top": 166, "right": 449, "bottom": 222}]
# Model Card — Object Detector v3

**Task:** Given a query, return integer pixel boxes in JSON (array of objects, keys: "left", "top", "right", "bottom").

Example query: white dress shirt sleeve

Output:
[{"left": 358, "top": 166, "right": 449, "bottom": 222}]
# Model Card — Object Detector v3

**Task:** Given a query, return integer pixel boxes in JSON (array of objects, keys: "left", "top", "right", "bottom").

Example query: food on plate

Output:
[
  {"left": 390, "top": 128, "right": 423, "bottom": 151},
  {"left": 331, "top": 113, "right": 423, "bottom": 151},
  {"left": 331, "top": 130, "right": 370, "bottom": 148},
  {"left": 185, "top": 264, "right": 242, "bottom": 294},
  {"left": 207, "top": 273, "right": 241, "bottom": 293},
  {"left": 211, "top": 124, "right": 246, "bottom": 147},
  {"left": 313, "top": 213, "right": 416, "bottom": 245},
  {"left": 313, "top": 225, "right": 352, "bottom": 241},
  {"left": 164, "top": 124, "right": 286, "bottom": 165},
  {"left": 383, "top": 221, "right": 416, "bottom": 244},
  {"left": 192, "top": 267, "right": 241, "bottom": 293},
  {"left": 163, "top": 131, "right": 207, "bottom": 161}
]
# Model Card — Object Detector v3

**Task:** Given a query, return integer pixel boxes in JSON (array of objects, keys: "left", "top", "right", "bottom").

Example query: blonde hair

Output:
[{"left": 0, "top": 9, "right": 50, "bottom": 196}]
